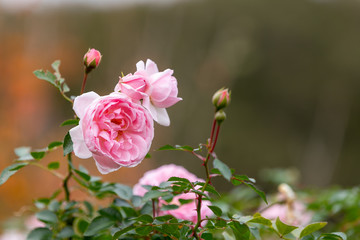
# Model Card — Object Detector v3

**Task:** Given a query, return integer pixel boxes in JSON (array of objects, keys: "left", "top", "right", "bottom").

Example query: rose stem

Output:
[
  {"left": 63, "top": 153, "right": 73, "bottom": 201},
  {"left": 80, "top": 72, "right": 88, "bottom": 95},
  {"left": 193, "top": 121, "right": 222, "bottom": 238}
]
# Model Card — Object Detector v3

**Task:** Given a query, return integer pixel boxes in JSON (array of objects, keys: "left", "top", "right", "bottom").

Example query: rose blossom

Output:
[
  {"left": 115, "top": 59, "right": 182, "bottom": 126},
  {"left": 133, "top": 164, "right": 212, "bottom": 223},
  {"left": 69, "top": 91, "right": 154, "bottom": 174}
]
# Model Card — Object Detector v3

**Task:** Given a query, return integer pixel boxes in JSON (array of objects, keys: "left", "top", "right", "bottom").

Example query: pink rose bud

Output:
[
  {"left": 215, "top": 109, "right": 226, "bottom": 123},
  {"left": 212, "top": 88, "right": 231, "bottom": 110},
  {"left": 83, "top": 48, "right": 102, "bottom": 73}
]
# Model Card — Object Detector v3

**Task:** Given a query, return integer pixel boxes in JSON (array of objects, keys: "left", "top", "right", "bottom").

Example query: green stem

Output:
[
  {"left": 63, "top": 153, "right": 73, "bottom": 201},
  {"left": 27, "top": 162, "right": 64, "bottom": 179},
  {"left": 60, "top": 90, "right": 73, "bottom": 103}
]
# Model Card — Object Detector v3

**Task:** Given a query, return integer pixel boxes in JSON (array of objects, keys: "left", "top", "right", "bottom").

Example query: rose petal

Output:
[
  {"left": 73, "top": 91, "right": 100, "bottom": 119},
  {"left": 148, "top": 104, "right": 170, "bottom": 126},
  {"left": 69, "top": 125, "right": 92, "bottom": 159},
  {"left": 93, "top": 154, "right": 122, "bottom": 174},
  {"left": 145, "top": 59, "right": 159, "bottom": 75},
  {"left": 136, "top": 60, "right": 145, "bottom": 71}
]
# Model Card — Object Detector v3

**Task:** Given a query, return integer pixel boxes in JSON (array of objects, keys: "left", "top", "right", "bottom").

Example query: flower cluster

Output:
[{"left": 70, "top": 55, "right": 181, "bottom": 174}]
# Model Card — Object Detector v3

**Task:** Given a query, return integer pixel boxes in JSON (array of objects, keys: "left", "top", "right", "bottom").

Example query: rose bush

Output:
[
  {"left": 115, "top": 59, "right": 182, "bottom": 126},
  {"left": 69, "top": 91, "right": 154, "bottom": 174}
]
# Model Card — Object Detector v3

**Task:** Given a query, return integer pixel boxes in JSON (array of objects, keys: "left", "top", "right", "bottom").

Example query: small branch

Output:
[
  {"left": 63, "top": 153, "right": 73, "bottom": 201},
  {"left": 27, "top": 162, "right": 64, "bottom": 179}
]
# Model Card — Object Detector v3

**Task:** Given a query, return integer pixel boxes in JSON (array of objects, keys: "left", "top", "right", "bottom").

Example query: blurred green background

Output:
[{"left": 1, "top": 0, "right": 360, "bottom": 223}]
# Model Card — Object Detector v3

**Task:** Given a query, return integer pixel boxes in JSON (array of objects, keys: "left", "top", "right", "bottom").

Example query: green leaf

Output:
[
  {"left": 201, "top": 232, "right": 213, "bottom": 240},
  {"left": 98, "top": 207, "right": 122, "bottom": 221},
  {"left": 113, "top": 183, "right": 133, "bottom": 200},
  {"left": 113, "top": 225, "right": 136, "bottom": 239},
  {"left": 158, "top": 144, "right": 194, "bottom": 151},
  {"left": 247, "top": 215, "right": 272, "bottom": 226},
  {"left": 27, "top": 227, "right": 53, "bottom": 240},
  {"left": 63, "top": 132, "right": 73, "bottom": 156},
  {"left": 143, "top": 190, "right": 169, "bottom": 201},
  {"left": 134, "top": 214, "right": 153, "bottom": 223},
  {"left": 74, "top": 218, "right": 89, "bottom": 235},
  {"left": 244, "top": 182, "right": 267, "bottom": 204},
  {"left": 229, "top": 221, "right": 250, "bottom": 240},
  {"left": 83, "top": 216, "right": 115, "bottom": 236},
  {"left": 135, "top": 226, "right": 152, "bottom": 236},
  {"left": 318, "top": 232, "right": 346, "bottom": 240},
  {"left": 161, "top": 204, "right": 179, "bottom": 211},
  {"left": 0, "top": 162, "right": 28, "bottom": 186},
  {"left": 162, "top": 222, "right": 179, "bottom": 234},
  {"left": 158, "top": 144, "right": 176, "bottom": 150},
  {"left": 208, "top": 205, "right": 222, "bottom": 217},
  {"left": 155, "top": 215, "right": 174, "bottom": 222},
  {"left": 74, "top": 169, "right": 91, "bottom": 181},
  {"left": 231, "top": 174, "right": 256, "bottom": 185},
  {"left": 51, "top": 60, "right": 60, "bottom": 72},
  {"left": 276, "top": 217, "right": 298, "bottom": 236},
  {"left": 33, "top": 70, "right": 57, "bottom": 87},
  {"left": 213, "top": 158, "right": 232, "bottom": 181},
  {"left": 47, "top": 161, "right": 60, "bottom": 170},
  {"left": 31, "top": 151, "right": 46, "bottom": 160},
  {"left": 215, "top": 219, "right": 227, "bottom": 228},
  {"left": 168, "top": 176, "right": 191, "bottom": 185},
  {"left": 36, "top": 210, "right": 58, "bottom": 224},
  {"left": 60, "top": 119, "right": 79, "bottom": 127},
  {"left": 57, "top": 226, "right": 74, "bottom": 239},
  {"left": 300, "top": 222, "right": 327, "bottom": 238},
  {"left": 48, "top": 141, "right": 63, "bottom": 150}
]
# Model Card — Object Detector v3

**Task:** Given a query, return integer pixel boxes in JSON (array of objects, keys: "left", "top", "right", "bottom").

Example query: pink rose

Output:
[
  {"left": 115, "top": 59, "right": 182, "bottom": 126},
  {"left": 69, "top": 91, "right": 154, "bottom": 174},
  {"left": 133, "top": 164, "right": 212, "bottom": 223},
  {"left": 83, "top": 48, "right": 102, "bottom": 71}
]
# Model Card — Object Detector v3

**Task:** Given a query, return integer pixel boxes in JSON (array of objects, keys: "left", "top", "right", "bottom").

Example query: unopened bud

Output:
[
  {"left": 215, "top": 110, "right": 226, "bottom": 123},
  {"left": 278, "top": 183, "right": 295, "bottom": 202},
  {"left": 83, "top": 48, "right": 102, "bottom": 73},
  {"left": 212, "top": 88, "right": 230, "bottom": 110}
]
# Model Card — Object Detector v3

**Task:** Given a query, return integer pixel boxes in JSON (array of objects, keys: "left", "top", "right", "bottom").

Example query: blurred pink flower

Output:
[
  {"left": 115, "top": 59, "right": 182, "bottom": 126},
  {"left": 261, "top": 200, "right": 313, "bottom": 226},
  {"left": 70, "top": 91, "right": 154, "bottom": 174},
  {"left": 133, "top": 164, "right": 212, "bottom": 223}
]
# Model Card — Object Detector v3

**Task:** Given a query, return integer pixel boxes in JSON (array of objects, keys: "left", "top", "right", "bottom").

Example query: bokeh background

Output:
[{"left": 1, "top": 0, "right": 360, "bottom": 225}]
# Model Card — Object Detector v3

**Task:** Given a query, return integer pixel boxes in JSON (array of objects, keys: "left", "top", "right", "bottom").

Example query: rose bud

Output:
[
  {"left": 212, "top": 88, "right": 230, "bottom": 110},
  {"left": 83, "top": 48, "right": 102, "bottom": 73},
  {"left": 215, "top": 109, "right": 226, "bottom": 123}
]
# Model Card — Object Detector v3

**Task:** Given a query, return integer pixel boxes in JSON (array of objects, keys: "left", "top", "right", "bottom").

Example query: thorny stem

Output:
[
  {"left": 80, "top": 72, "right": 88, "bottom": 95},
  {"left": 63, "top": 153, "right": 73, "bottom": 201},
  {"left": 193, "top": 121, "right": 222, "bottom": 238},
  {"left": 209, "top": 119, "right": 217, "bottom": 147}
]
